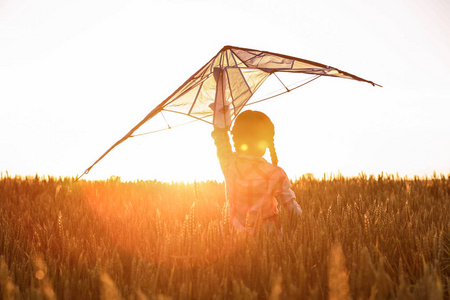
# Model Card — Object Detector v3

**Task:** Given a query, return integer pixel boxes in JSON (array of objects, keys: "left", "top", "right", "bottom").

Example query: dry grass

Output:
[{"left": 0, "top": 173, "right": 449, "bottom": 299}]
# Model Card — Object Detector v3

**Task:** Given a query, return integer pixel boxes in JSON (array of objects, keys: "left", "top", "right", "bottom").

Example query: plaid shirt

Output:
[{"left": 212, "top": 128, "right": 300, "bottom": 229}]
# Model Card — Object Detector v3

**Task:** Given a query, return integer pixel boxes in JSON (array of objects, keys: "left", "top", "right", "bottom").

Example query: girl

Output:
[{"left": 211, "top": 109, "right": 302, "bottom": 232}]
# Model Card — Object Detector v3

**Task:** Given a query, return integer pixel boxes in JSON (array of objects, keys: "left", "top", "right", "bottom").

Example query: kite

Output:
[{"left": 78, "top": 45, "right": 380, "bottom": 179}]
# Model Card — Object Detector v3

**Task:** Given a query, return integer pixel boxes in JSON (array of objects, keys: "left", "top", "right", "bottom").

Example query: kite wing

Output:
[{"left": 79, "top": 45, "right": 379, "bottom": 179}]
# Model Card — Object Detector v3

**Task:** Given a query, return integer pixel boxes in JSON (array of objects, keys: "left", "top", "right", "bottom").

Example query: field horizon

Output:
[{"left": 2, "top": 170, "right": 450, "bottom": 184}]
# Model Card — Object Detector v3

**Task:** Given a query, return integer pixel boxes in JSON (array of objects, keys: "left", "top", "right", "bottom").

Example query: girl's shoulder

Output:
[{"left": 246, "top": 155, "right": 289, "bottom": 179}]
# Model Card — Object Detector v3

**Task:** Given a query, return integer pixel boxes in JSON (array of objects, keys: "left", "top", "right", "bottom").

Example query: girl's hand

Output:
[
  {"left": 286, "top": 199, "right": 302, "bottom": 216},
  {"left": 210, "top": 102, "right": 231, "bottom": 130}
]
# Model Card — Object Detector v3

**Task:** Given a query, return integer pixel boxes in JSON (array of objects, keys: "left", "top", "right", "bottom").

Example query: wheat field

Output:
[{"left": 0, "top": 173, "right": 449, "bottom": 299}]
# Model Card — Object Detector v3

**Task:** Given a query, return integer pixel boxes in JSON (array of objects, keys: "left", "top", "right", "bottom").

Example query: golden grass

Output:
[{"left": 0, "top": 173, "right": 449, "bottom": 299}]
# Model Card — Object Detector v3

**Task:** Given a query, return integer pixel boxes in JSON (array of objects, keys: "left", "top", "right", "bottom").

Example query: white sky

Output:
[{"left": 1, "top": 0, "right": 449, "bottom": 182}]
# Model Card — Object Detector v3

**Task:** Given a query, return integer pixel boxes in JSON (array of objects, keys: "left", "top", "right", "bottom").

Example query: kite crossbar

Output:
[
  {"left": 77, "top": 105, "right": 164, "bottom": 181},
  {"left": 160, "top": 109, "right": 213, "bottom": 125},
  {"left": 130, "top": 118, "right": 201, "bottom": 137},
  {"left": 247, "top": 75, "right": 322, "bottom": 107}
]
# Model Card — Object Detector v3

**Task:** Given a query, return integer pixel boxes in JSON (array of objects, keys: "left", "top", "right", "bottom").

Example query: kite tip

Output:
[
  {"left": 367, "top": 80, "right": 382, "bottom": 88},
  {"left": 373, "top": 82, "right": 383, "bottom": 88},
  {"left": 75, "top": 169, "right": 90, "bottom": 182},
  {"left": 220, "top": 45, "right": 238, "bottom": 52}
]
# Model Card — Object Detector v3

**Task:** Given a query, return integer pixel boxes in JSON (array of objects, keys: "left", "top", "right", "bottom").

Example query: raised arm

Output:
[{"left": 211, "top": 127, "right": 233, "bottom": 174}]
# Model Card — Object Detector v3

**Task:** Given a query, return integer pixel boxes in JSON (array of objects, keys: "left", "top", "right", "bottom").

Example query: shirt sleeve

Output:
[
  {"left": 274, "top": 170, "right": 296, "bottom": 204},
  {"left": 211, "top": 128, "right": 234, "bottom": 174},
  {"left": 275, "top": 170, "right": 302, "bottom": 215}
]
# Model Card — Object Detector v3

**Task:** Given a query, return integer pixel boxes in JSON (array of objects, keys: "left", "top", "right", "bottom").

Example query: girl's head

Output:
[{"left": 231, "top": 110, "right": 278, "bottom": 165}]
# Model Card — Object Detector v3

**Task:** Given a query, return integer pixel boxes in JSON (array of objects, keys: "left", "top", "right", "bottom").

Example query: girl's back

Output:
[{"left": 211, "top": 110, "right": 301, "bottom": 231}]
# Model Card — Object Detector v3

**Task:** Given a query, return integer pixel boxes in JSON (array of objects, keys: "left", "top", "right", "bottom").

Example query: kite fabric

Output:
[{"left": 78, "top": 45, "right": 379, "bottom": 179}]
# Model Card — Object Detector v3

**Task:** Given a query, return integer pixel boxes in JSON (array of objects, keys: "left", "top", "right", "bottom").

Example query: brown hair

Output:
[{"left": 231, "top": 110, "right": 278, "bottom": 166}]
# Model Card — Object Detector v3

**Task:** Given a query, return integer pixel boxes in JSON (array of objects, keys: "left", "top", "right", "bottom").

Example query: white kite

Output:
[{"left": 79, "top": 45, "right": 379, "bottom": 179}]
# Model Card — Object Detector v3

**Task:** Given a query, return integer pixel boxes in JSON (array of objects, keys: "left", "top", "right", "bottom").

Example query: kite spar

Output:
[{"left": 78, "top": 45, "right": 380, "bottom": 180}]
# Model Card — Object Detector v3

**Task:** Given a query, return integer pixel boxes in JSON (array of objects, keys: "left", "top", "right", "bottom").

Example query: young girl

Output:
[{"left": 211, "top": 109, "right": 302, "bottom": 232}]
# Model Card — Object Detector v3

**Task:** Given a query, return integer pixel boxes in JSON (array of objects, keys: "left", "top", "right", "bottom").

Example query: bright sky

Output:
[{"left": 1, "top": 0, "right": 449, "bottom": 182}]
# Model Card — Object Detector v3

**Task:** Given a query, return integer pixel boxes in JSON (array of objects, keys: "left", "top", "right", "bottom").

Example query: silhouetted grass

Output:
[{"left": 0, "top": 173, "right": 448, "bottom": 299}]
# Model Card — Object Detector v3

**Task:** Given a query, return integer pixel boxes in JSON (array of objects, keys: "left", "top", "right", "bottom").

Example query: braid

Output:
[{"left": 268, "top": 138, "right": 278, "bottom": 166}]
